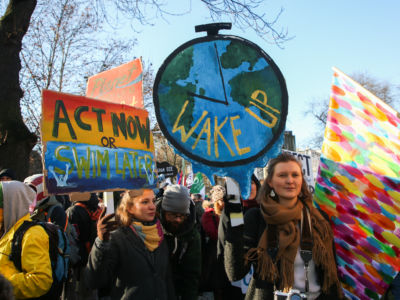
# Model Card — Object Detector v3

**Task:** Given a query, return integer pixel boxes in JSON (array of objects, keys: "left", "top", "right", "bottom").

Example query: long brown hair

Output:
[
  {"left": 257, "top": 153, "right": 311, "bottom": 204},
  {"left": 116, "top": 189, "right": 153, "bottom": 226},
  {"left": 214, "top": 200, "right": 224, "bottom": 216}
]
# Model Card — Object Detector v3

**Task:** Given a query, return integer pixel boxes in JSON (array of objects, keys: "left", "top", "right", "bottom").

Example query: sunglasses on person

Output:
[{"left": 165, "top": 211, "right": 189, "bottom": 220}]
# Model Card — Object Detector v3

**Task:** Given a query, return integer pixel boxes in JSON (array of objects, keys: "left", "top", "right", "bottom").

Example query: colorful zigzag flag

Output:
[{"left": 314, "top": 68, "right": 400, "bottom": 300}]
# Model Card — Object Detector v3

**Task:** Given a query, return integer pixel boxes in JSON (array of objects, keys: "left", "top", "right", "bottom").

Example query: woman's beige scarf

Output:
[{"left": 245, "top": 195, "right": 342, "bottom": 295}]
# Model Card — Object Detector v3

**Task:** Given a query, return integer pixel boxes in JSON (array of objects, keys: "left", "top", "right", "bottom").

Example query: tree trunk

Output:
[{"left": 0, "top": 0, "right": 38, "bottom": 180}]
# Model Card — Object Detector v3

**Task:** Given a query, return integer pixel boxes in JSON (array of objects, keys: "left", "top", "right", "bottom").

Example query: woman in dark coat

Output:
[
  {"left": 85, "top": 189, "right": 175, "bottom": 300},
  {"left": 221, "top": 153, "right": 345, "bottom": 300}
]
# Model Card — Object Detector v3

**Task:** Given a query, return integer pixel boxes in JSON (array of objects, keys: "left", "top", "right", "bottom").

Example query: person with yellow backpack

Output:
[{"left": 0, "top": 181, "right": 53, "bottom": 299}]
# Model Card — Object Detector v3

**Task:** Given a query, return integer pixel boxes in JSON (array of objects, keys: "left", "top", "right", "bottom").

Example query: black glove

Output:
[{"left": 97, "top": 207, "right": 118, "bottom": 242}]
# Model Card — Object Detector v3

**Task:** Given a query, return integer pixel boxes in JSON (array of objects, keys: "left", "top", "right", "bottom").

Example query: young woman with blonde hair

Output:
[
  {"left": 85, "top": 189, "right": 175, "bottom": 300},
  {"left": 221, "top": 153, "right": 344, "bottom": 299}
]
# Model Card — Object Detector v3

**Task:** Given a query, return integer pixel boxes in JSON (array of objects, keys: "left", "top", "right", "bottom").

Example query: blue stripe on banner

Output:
[{"left": 44, "top": 141, "right": 156, "bottom": 194}]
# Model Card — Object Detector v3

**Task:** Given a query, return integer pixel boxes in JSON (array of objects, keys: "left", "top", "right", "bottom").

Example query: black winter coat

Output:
[
  {"left": 67, "top": 201, "right": 97, "bottom": 266},
  {"left": 85, "top": 225, "right": 176, "bottom": 300},
  {"left": 157, "top": 200, "right": 202, "bottom": 300}
]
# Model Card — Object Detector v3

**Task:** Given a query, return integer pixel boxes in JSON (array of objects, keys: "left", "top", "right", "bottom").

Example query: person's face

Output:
[
  {"left": 191, "top": 194, "right": 201, "bottom": 202},
  {"left": 127, "top": 190, "right": 156, "bottom": 222},
  {"left": 249, "top": 181, "right": 257, "bottom": 200},
  {"left": 164, "top": 211, "right": 188, "bottom": 232},
  {"left": 268, "top": 161, "right": 302, "bottom": 206},
  {"left": 0, "top": 176, "right": 12, "bottom": 181}
]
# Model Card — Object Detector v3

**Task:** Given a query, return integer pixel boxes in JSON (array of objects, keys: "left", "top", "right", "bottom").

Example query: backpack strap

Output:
[
  {"left": 91, "top": 206, "right": 102, "bottom": 220},
  {"left": 42, "top": 222, "right": 62, "bottom": 265},
  {"left": 63, "top": 216, "right": 69, "bottom": 232},
  {"left": 46, "top": 202, "right": 61, "bottom": 221},
  {"left": 74, "top": 202, "right": 98, "bottom": 253},
  {"left": 75, "top": 202, "right": 101, "bottom": 221},
  {"left": 74, "top": 202, "right": 89, "bottom": 211},
  {"left": 75, "top": 202, "right": 93, "bottom": 219},
  {"left": 46, "top": 203, "right": 69, "bottom": 232},
  {"left": 10, "top": 221, "right": 38, "bottom": 271}
]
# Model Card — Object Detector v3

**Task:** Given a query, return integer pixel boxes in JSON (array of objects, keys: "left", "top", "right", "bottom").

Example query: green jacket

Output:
[{"left": 158, "top": 200, "right": 202, "bottom": 300}]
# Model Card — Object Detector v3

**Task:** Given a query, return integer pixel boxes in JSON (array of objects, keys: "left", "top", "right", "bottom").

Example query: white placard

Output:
[{"left": 103, "top": 192, "right": 114, "bottom": 214}]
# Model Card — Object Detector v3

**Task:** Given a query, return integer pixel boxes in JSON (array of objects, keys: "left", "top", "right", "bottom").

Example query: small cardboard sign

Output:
[
  {"left": 86, "top": 58, "right": 144, "bottom": 108},
  {"left": 156, "top": 161, "right": 178, "bottom": 178}
]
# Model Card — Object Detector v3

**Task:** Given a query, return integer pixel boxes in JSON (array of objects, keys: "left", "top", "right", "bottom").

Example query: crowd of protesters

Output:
[{"left": 0, "top": 153, "right": 399, "bottom": 300}]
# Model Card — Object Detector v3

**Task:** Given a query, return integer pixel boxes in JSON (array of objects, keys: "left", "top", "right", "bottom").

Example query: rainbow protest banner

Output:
[
  {"left": 41, "top": 90, "right": 155, "bottom": 194},
  {"left": 86, "top": 58, "right": 143, "bottom": 108},
  {"left": 315, "top": 68, "right": 400, "bottom": 300}
]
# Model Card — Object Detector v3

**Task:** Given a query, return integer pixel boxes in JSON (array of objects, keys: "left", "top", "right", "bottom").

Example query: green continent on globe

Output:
[
  {"left": 229, "top": 67, "right": 283, "bottom": 135},
  {"left": 159, "top": 47, "right": 196, "bottom": 131},
  {"left": 220, "top": 40, "right": 260, "bottom": 70}
]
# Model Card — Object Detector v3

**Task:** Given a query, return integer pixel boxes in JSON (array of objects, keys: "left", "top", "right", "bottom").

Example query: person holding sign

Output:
[
  {"left": 221, "top": 153, "right": 344, "bottom": 300},
  {"left": 85, "top": 189, "right": 175, "bottom": 300}
]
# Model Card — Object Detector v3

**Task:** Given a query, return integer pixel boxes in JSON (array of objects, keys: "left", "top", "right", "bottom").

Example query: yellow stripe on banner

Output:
[
  {"left": 322, "top": 142, "right": 352, "bottom": 163},
  {"left": 364, "top": 174, "right": 385, "bottom": 190},
  {"left": 381, "top": 231, "right": 400, "bottom": 248},
  {"left": 336, "top": 175, "right": 363, "bottom": 197},
  {"left": 380, "top": 203, "right": 399, "bottom": 216},
  {"left": 387, "top": 190, "right": 400, "bottom": 202}
]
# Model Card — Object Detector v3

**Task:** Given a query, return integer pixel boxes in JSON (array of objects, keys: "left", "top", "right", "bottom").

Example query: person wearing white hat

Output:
[{"left": 24, "top": 174, "right": 67, "bottom": 230}]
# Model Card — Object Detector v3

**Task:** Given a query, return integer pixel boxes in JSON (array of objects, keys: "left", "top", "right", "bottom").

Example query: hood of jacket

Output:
[
  {"left": 1, "top": 181, "right": 36, "bottom": 238},
  {"left": 157, "top": 198, "right": 196, "bottom": 237}
]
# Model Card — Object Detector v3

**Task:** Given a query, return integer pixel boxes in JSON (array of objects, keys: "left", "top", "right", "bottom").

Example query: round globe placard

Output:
[{"left": 154, "top": 35, "right": 288, "bottom": 168}]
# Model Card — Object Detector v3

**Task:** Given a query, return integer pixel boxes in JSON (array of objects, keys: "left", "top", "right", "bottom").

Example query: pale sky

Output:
[
  {"left": 3, "top": 1, "right": 398, "bottom": 149},
  {"left": 130, "top": 0, "right": 400, "bottom": 149}
]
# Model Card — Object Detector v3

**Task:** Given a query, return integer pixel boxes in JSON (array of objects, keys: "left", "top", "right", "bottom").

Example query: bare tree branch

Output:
[
  {"left": 1, "top": 0, "right": 290, "bottom": 176},
  {"left": 20, "top": 0, "right": 138, "bottom": 140},
  {"left": 94, "top": 0, "right": 291, "bottom": 47}
]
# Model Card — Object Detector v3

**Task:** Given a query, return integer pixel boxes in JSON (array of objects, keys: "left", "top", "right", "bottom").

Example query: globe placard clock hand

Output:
[
  {"left": 187, "top": 91, "right": 227, "bottom": 105},
  {"left": 187, "top": 42, "right": 229, "bottom": 105},
  {"left": 153, "top": 22, "right": 288, "bottom": 168},
  {"left": 214, "top": 43, "right": 229, "bottom": 105}
]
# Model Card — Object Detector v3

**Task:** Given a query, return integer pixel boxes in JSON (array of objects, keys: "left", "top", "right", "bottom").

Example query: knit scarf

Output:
[
  {"left": 131, "top": 219, "right": 164, "bottom": 252},
  {"left": 245, "top": 195, "right": 342, "bottom": 295}
]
